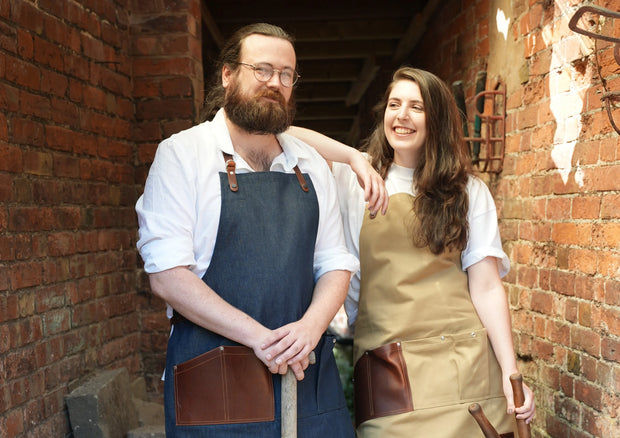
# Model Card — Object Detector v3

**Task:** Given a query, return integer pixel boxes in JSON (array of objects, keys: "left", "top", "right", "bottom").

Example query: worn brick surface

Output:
[
  {"left": 0, "top": 0, "right": 201, "bottom": 436},
  {"left": 2, "top": 1, "right": 619, "bottom": 437},
  {"left": 411, "top": 1, "right": 620, "bottom": 436}
]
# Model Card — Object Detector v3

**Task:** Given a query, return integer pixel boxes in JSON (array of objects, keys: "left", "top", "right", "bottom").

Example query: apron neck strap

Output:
[{"left": 221, "top": 152, "right": 309, "bottom": 192}]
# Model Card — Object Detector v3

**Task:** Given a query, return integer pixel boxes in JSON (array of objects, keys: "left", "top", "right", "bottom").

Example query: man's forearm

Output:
[
  {"left": 148, "top": 266, "right": 270, "bottom": 350},
  {"left": 301, "top": 269, "right": 351, "bottom": 334}
]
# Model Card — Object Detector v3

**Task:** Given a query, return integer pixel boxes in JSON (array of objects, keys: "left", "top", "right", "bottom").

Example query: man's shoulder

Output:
[{"left": 166, "top": 120, "right": 212, "bottom": 145}]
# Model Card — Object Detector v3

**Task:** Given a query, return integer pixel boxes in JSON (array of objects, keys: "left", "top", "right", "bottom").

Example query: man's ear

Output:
[{"left": 222, "top": 64, "right": 232, "bottom": 88}]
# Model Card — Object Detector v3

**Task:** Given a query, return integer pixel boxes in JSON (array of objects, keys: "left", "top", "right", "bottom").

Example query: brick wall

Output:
[
  {"left": 2, "top": 1, "right": 619, "bottom": 437},
  {"left": 130, "top": 0, "right": 203, "bottom": 399},
  {"left": 0, "top": 0, "right": 202, "bottom": 436},
  {"left": 413, "top": 0, "right": 620, "bottom": 436}
]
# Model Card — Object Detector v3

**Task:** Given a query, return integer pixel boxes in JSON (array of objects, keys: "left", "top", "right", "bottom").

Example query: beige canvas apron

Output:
[{"left": 354, "top": 193, "right": 516, "bottom": 438}]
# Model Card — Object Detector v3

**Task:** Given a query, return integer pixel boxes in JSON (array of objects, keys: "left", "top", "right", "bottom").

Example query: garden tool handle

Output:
[
  {"left": 468, "top": 403, "right": 501, "bottom": 438},
  {"left": 281, "top": 351, "right": 316, "bottom": 438},
  {"left": 510, "top": 373, "right": 531, "bottom": 438}
]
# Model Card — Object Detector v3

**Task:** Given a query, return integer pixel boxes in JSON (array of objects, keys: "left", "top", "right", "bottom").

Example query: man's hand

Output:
[{"left": 259, "top": 319, "right": 322, "bottom": 380}]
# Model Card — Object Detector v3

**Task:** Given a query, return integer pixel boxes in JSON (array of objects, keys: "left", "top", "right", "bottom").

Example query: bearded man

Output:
[{"left": 135, "top": 23, "right": 358, "bottom": 437}]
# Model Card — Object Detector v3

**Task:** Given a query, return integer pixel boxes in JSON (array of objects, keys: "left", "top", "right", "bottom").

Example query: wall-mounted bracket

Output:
[{"left": 463, "top": 80, "right": 506, "bottom": 174}]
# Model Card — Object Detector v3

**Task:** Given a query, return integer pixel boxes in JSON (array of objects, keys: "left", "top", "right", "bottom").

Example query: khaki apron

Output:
[{"left": 354, "top": 193, "right": 516, "bottom": 438}]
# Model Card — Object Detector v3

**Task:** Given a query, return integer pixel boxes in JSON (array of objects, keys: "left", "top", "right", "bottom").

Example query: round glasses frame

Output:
[{"left": 236, "top": 62, "right": 300, "bottom": 87}]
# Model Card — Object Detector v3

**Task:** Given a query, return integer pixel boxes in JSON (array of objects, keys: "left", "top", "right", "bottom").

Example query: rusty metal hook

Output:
[
  {"left": 569, "top": 5, "right": 620, "bottom": 135},
  {"left": 568, "top": 5, "right": 620, "bottom": 43}
]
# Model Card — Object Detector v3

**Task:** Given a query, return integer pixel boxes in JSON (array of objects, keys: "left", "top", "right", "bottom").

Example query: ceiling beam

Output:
[
  {"left": 346, "top": 57, "right": 380, "bottom": 106},
  {"left": 393, "top": 0, "right": 442, "bottom": 63},
  {"left": 296, "top": 40, "right": 396, "bottom": 60}
]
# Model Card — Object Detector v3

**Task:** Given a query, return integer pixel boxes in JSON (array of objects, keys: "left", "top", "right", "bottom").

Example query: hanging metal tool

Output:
[{"left": 472, "top": 70, "right": 487, "bottom": 166}]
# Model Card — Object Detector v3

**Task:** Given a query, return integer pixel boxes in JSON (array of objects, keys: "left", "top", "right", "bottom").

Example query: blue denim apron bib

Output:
[{"left": 163, "top": 163, "right": 354, "bottom": 437}]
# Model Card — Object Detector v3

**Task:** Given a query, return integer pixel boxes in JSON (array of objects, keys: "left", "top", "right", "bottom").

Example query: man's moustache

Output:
[{"left": 256, "top": 90, "right": 286, "bottom": 105}]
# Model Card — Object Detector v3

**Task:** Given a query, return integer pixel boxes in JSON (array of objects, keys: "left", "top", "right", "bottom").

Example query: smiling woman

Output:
[{"left": 287, "top": 66, "right": 536, "bottom": 437}]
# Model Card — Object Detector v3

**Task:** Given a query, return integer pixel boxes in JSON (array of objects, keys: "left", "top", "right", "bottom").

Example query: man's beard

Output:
[{"left": 224, "top": 82, "right": 296, "bottom": 135}]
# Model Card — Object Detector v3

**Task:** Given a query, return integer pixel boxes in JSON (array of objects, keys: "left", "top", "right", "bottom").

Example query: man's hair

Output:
[{"left": 201, "top": 23, "right": 296, "bottom": 121}]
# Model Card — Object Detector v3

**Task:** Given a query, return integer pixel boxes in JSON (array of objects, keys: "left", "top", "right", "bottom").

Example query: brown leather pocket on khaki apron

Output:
[
  {"left": 173, "top": 345, "right": 274, "bottom": 425},
  {"left": 353, "top": 342, "right": 413, "bottom": 427}
]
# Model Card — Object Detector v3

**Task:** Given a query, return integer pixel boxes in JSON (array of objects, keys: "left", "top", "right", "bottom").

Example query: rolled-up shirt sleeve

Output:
[
  {"left": 136, "top": 138, "right": 199, "bottom": 274},
  {"left": 461, "top": 177, "right": 510, "bottom": 277},
  {"left": 310, "top": 157, "right": 360, "bottom": 281}
]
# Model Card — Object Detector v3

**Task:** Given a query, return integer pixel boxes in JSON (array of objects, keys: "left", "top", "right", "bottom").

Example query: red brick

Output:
[
  {"left": 33, "top": 35, "right": 64, "bottom": 70},
  {"left": 19, "top": 89, "right": 51, "bottom": 119},
  {"left": 598, "top": 251, "right": 620, "bottom": 277},
  {"left": 601, "top": 337, "right": 620, "bottom": 362},
  {"left": 50, "top": 97, "right": 80, "bottom": 127},
  {"left": 17, "top": 28, "right": 33, "bottom": 59},
  {"left": 571, "top": 326, "right": 601, "bottom": 358},
  {"left": 568, "top": 248, "right": 597, "bottom": 275},
  {"left": 5, "top": 56, "right": 40, "bottom": 90},
  {"left": 22, "top": 150, "right": 53, "bottom": 176},
  {"left": 5, "top": 408, "right": 24, "bottom": 437},
  {"left": 600, "top": 194, "right": 620, "bottom": 218},
  {"left": 11, "top": 117, "right": 45, "bottom": 147},
  {"left": 136, "top": 98, "right": 193, "bottom": 120},
  {"left": 571, "top": 195, "right": 600, "bottom": 219}
]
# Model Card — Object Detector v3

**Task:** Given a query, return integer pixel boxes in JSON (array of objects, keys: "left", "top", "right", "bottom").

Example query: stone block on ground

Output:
[
  {"left": 65, "top": 367, "right": 139, "bottom": 438},
  {"left": 127, "top": 425, "right": 166, "bottom": 438}
]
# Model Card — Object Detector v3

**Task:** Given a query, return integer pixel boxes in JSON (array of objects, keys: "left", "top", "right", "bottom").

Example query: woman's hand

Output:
[{"left": 502, "top": 375, "right": 536, "bottom": 424}]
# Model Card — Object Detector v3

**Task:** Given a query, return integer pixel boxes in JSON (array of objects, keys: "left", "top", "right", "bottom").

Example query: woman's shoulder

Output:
[{"left": 466, "top": 175, "right": 498, "bottom": 214}]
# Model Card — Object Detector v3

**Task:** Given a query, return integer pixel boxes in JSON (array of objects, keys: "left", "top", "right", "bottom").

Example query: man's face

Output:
[{"left": 222, "top": 34, "right": 297, "bottom": 134}]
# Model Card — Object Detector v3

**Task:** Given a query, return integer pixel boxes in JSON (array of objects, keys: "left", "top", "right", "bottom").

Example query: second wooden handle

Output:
[
  {"left": 509, "top": 373, "right": 531, "bottom": 438},
  {"left": 468, "top": 403, "right": 500, "bottom": 438}
]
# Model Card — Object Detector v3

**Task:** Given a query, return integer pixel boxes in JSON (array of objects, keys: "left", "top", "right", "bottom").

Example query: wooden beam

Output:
[
  {"left": 296, "top": 39, "right": 396, "bottom": 61},
  {"left": 345, "top": 56, "right": 380, "bottom": 106},
  {"left": 295, "top": 102, "right": 357, "bottom": 120},
  {"left": 393, "top": 0, "right": 442, "bottom": 63},
  {"left": 346, "top": 115, "right": 362, "bottom": 147},
  {"left": 201, "top": 2, "right": 224, "bottom": 48}
]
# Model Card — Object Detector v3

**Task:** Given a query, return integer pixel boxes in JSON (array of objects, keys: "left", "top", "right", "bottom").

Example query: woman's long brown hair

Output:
[{"left": 362, "top": 67, "right": 472, "bottom": 254}]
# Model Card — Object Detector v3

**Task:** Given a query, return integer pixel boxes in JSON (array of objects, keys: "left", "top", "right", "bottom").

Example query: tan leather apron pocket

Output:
[
  {"left": 353, "top": 342, "right": 413, "bottom": 427},
  {"left": 173, "top": 345, "right": 274, "bottom": 425},
  {"left": 401, "top": 327, "right": 491, "bottom": 410}
]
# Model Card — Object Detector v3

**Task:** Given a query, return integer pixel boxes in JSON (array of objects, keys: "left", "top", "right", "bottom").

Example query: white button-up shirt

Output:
[{"left": 136, "top": 110, "right": 360, "bottom": 318}]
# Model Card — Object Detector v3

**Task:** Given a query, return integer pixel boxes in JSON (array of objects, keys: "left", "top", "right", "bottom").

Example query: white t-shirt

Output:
[
  {"left": 332, "top": 160, "right": 510, "bottom": 324},
  {"left": 136, "top": 109, "right": 360, "bottom": 317}
]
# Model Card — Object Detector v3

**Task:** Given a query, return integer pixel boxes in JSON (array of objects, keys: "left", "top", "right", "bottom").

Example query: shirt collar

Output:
[{"left": 211, "top": 108, "right": 313, "bottom": 172}]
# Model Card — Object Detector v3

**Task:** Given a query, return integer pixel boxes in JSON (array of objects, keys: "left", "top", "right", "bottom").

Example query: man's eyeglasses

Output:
[{"left": 236, "top": 62, "right": 300, "bottom": 87}]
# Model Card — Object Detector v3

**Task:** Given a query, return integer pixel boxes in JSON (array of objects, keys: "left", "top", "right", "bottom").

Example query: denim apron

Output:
[{"left": 164, "top": 160, "right": 354, "bottom": 437}]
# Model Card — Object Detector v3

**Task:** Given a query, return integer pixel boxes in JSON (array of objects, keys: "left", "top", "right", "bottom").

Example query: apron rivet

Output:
[
  {"left": 441, "top": 336, "right": 445, "bottom": 340},
  {"left": 471, "top": 332, "right": 476, "bottom": 337}
]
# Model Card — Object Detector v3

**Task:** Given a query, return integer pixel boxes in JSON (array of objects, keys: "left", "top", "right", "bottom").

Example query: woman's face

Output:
[{"left": 383, "top": 79, "right": 426, "bottom": 168}]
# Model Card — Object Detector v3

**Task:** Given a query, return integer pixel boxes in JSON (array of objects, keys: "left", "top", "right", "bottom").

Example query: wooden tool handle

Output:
[
  {"left": 468, "top": 403, "right": 501, "bottom": 438},
  {"left": 509, "top": 373, "right": 531, "bottom": 438},
  {"left": 281, "top": 351, "right": 317, "bottom": 438}
]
